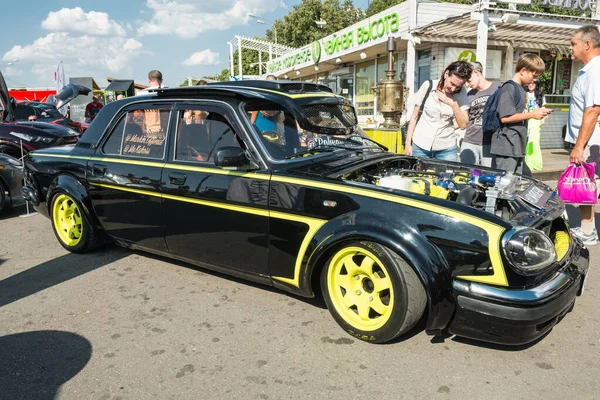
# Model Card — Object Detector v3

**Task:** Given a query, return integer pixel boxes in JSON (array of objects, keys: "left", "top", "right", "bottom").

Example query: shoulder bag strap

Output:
[{"left": 416, "top": 79, "right": 433, "bottom": 123}]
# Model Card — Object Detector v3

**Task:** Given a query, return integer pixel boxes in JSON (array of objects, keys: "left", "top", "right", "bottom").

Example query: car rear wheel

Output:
[
  {"left": 51, "top": 192, "right": 99, "bottom": 253},
  {"left": 321, "top": 241, "right": 426, "bottom": 344}
]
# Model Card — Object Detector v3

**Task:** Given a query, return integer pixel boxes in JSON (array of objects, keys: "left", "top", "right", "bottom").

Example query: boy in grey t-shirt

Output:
[
  {"left": 490, "top": 54, "right": 552, "bottom": 174},
  {"left": 461, "top": 61, "right": 501, "bottom": 167}
]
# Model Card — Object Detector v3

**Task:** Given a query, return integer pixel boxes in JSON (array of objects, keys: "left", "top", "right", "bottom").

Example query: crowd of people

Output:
[{"left": 403, "top": 24, "right": 600, "bottom": 245}]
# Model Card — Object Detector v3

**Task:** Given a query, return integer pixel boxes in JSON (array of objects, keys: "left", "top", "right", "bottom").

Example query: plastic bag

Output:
[
  {"left": 525, "top": 119, "right": 543, "bottom": 171},
  {"left": 557, "top": 161, "right": 597, "bottom": 205}
]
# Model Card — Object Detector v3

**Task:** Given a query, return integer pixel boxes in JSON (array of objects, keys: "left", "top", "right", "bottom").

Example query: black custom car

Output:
[
  {"left": 21, "top": 81, "right": 589, "bottom": 345},
  {"left": 0, "top": 70, "right": 85, "bottom": 159},
  {"left": 0, "top": 153, "right": 24, "bottom": 212}
]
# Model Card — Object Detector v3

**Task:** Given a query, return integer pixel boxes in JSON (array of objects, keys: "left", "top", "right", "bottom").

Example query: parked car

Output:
[
  {"left": 14, "top": 101, "right": 87, "bottom": 133},
  {"left": 21, "top": 81, "right": 589, "bottom": 345},
  {"left": 1, "top": 70, "right": 81, "bottom": 159},
  {"left": 0, "top": 153, "right": 24, "bottom": 213}
]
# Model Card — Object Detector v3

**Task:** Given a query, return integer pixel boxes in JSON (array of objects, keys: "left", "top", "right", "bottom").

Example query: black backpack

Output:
[{"left": 481, "top": 80, "right": 521, "bottom": 135}]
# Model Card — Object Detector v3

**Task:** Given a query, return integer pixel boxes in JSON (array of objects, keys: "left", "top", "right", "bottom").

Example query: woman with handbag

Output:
[{"left": 404, "top": 61, "right": 472, "bottom": 161}]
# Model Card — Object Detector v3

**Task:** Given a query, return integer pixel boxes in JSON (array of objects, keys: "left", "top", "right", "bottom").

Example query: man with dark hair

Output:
[
  {"left": 197, "top": 80, "right": 208, "bottom": 86},
  {"left": 566, "top": 25, "right": 600, "bottom": 245},
  {"left": 148, "top": 70, "right": 163, "bottom": 87},
  {"left": 85, "top": 95, "right": 103, "bottom": 122},
  {"left": 137, "top": 70, "right": 164, "bottom": 95}
]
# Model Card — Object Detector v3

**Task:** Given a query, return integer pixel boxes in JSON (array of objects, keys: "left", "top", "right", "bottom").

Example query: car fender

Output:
[
  {"left": 46, "top": 174, "right": 101, "bottom": 229},
  {"left": 299, "top": 211, "right": 454, "bottom": 333}
]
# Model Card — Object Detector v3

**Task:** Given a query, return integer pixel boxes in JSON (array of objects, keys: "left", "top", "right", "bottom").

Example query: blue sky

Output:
[{"left": 0, "top": 0, "right": 370, "bottom": 89}]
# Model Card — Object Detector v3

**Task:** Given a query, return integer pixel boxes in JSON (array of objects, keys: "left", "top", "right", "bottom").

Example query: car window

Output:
[
  {"left": 244, "top": 100, "right": 371, "bottom": 161},
  {"left": 175, "top": 108, "right": 241, "bottom": 163},
  {"left": 102, "top": 107, "right": 170, "bottom": 159},
  {"left": 14, "top": 104, "right": 34, "bottom": 120}
]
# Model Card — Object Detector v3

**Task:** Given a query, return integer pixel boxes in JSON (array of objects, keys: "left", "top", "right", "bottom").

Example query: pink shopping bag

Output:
[{"left": 557, "top": 161, "right": 597, "bottom": 205}]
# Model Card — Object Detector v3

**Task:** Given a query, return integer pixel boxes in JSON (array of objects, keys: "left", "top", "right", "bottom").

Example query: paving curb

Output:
[{"left": 532, "top": 170, "right": 565, "bottom": 181}]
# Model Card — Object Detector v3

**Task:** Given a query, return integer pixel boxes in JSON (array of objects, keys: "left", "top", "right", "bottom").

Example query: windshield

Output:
[
  {"left": 32, "top": 104, "right": 64, "bottom": 120},
  {"left": 244, "top": 101, "right": 382, "bottom": 161}
]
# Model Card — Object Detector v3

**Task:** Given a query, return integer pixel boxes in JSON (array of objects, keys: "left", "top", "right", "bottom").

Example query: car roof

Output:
[{"left": 77, "top": 80, "right": 347, "bottom": 149}]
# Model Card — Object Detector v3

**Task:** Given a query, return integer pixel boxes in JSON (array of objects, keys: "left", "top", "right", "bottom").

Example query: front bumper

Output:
[{"left": 448, "top": 248, "right": 589, "bottom": 345}]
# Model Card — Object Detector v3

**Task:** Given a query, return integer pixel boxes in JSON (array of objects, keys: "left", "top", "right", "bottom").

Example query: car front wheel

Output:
[
  {"left": 321, "top": 241, "right": 426, "bottom": 344},
  {"left": 51, "top": 192, "right": 99, "bottom": 253}
]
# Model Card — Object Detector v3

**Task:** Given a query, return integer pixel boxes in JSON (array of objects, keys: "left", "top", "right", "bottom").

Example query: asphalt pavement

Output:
[{"left": 1, "top": 200, "right": 599, "bottom": 400}]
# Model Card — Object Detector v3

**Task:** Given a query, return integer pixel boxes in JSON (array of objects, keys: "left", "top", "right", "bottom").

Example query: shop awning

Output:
[{"left": 411, "top": 9, "right": 597, "bottom": 52}]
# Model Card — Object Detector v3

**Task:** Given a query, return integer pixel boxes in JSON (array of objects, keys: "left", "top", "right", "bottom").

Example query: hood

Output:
[
  {"left": 326, "top": 154, "right": 563, "bottom": 226},
  {"left": 7, "top": 121, "right": 80, "bottom": 137},
  {"left": 53, "top": 83, "right": 92, "bottom": 110},
  {"left": 0, "top": 68, "right": 14, "bottom": 122}
]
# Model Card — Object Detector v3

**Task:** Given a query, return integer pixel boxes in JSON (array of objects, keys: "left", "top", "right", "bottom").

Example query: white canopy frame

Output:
[{"left": 229, "top": 36, "right": 296, "bottom": 79}]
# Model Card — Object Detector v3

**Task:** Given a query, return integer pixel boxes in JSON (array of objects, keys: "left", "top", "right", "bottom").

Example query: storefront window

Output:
[
  {"left": 555, "top": 57, "right": 572, "bottom": 95},
  {"left": 356, "top": 59, "right": 375, "bottom": 116}
]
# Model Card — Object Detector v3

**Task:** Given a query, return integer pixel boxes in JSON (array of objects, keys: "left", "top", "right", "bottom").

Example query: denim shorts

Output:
[{"left": 412, "top": 144, "right": 458, "bottom": 162}]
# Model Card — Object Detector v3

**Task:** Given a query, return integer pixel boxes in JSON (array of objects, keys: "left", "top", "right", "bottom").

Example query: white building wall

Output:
[{"left": 416, "top": 2, "right": 473, "bottom": 27}]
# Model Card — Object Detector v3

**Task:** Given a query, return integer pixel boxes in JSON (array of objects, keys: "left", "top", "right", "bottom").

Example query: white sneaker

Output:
[{"left": 571, "top": 227, "right": 599, "bottom": 246}]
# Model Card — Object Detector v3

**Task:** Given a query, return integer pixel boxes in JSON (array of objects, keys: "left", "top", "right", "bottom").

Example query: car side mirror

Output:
[{"left": 214, "top": 147, "right": 257, "bottom": 170}]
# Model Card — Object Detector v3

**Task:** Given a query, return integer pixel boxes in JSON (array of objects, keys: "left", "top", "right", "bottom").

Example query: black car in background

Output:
[
  {"left": 22, "top": 81, "right": 589, "bottom": 345},
  {"left": 0, "top": 153, "right": 24, "bottom": 213},
  {"left": 1, "top": 70, "right": 83, "bottom": 159},
  {"left": 14, "top": 101, "right": 86, "bottom": 133}
]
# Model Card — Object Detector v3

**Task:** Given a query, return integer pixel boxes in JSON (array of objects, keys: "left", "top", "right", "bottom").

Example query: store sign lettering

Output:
[
  {"left": 325, "top": 13, "right": 400, "bottom": 55},
  {"left": 541, "top": 0, "right": 591, "bottom": 10},
  {"left": 268, "top": 11, "right": 400, "bottom": 72}
]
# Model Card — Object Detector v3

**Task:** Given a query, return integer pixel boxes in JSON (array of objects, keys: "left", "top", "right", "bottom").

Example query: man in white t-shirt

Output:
[
  {"left": 566, "top": 25, "right": 600, "bottom": 246},
  {"left": 137, "top": 70, "right": 164, "bottom": 95}
]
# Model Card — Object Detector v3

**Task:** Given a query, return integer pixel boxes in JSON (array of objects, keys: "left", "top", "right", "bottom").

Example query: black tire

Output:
[
  {"left": 0, "top": 145, "right": 22, "bottom": 160},
  {"left": 0, "top": 180, "right": 6, "bottom": 213},
  {"left": 50, "top": 191, "right": 99, "bottom": 253},
  {"left": 321, "top": 240, "right": 426, "bottom": 344}
]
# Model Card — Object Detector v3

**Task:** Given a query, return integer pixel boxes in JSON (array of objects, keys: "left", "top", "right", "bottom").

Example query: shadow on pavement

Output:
[
  {"left": 449, "top": 330, "right": 550, "bottom": 351},
  {"left": 129, "top": 248, "right": 328, "bottom": 309},
  {"left": 0, "top": 330, "right": 92, "bottom": 400},
  {"left": 0, "top": 247, "right": 129, "bottom": 308},
  {"left": 0, "top": 204, "right": 31, "bottom": 221}
]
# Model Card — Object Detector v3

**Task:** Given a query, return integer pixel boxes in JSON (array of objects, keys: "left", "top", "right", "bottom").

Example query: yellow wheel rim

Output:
[
  {"left": 327, "top": 247, "right": 394, "bottom": 331},
  {"left": 52, "top": 194, "right": 83, "bottom": 247}
]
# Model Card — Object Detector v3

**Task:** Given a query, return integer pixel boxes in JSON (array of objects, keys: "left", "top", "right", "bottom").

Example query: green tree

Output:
[
  {"left": 365, "top": 0, "right": 404, "bottom": 17},
  {"left": 265, "top": 0, "right": 365, "bottom": 48}
]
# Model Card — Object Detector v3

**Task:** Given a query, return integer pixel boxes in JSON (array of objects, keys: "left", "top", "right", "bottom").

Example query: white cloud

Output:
[
  {"left": 41, "top": 7, "right": 126, "bottom": 36},
  {"left": 2, "top": 66, "right": 23, "bottom": 77},
  {"left": 137, "top": 0, "right": 283, "bottom": 39},
  {"left": 183, "top": 49, "right": 220, "bottom": 66},
  {"left": 3, "top": 32, "right": 143, "bottom": 84}
]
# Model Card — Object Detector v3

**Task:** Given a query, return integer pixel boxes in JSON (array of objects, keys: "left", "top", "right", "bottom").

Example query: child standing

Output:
[
  {"left": 524, "top": 80, "right": 546, "bottom": 171},
  {"left": 490, "top": 54, "right": 552, "bottom": 174}
]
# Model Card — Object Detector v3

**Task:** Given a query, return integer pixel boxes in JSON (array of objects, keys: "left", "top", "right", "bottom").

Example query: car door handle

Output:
[
  {"left": 169, "top": 172, "right": 187, "bottom": 186},
  {"left": 92, "top": 163, "right": 107, "bottom": 175}
]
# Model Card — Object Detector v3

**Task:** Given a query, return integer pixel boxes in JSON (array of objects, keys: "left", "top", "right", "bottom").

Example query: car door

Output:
[
  {"left": 87, "top": 101, "right": 172, "bottom": 251},
  {"left": 161, "top": 102, "right": 270, "bottom": 278}
]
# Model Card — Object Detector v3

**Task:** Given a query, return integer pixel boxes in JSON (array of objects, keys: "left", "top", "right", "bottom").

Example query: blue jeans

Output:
[{"left": 412, "top": 144, "right": 458, "bottom": 161}]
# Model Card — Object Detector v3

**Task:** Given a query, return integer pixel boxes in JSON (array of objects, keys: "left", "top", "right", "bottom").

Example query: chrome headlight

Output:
[{"left": 502, "top": 228, "right": 557, "bottom": 275}]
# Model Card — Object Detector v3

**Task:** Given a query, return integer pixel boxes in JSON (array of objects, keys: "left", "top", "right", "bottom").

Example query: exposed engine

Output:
[{"left": 342, "top": 157, "right": 561, "bottom": 219}]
